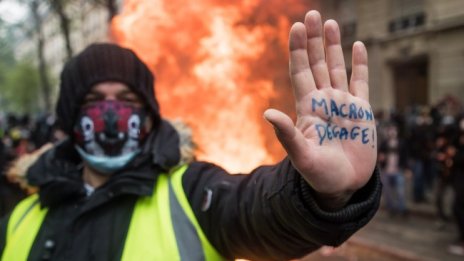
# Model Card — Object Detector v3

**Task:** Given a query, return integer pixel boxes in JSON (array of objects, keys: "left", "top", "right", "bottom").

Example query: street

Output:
[{"left": 304, "top": 202, "right": 461, "bottom": 261}]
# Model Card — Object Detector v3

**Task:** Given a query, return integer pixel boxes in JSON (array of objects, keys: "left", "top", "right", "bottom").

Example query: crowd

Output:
[
  {"left": 376, "top": 95, "right": 464, "bottom": 256},
  {"left": 0, "top": 113, "right": 65, "bottom": 217}
]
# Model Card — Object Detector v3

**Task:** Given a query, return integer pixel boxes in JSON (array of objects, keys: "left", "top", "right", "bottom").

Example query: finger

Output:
[
  {"left": 350, "top": 41, "right": 369, "bottom": 101},
  {"left": 264, "top": 109, "right": 308, "bottom": 160},
  {"left": 289, "top": 22, "right": 316, "bottom": 115},
  {"left": 324, "top": 20, "right": 348, "bottom": 91},
  {"left": 304, "top": 10, "right": 330, "bottom": 89}
]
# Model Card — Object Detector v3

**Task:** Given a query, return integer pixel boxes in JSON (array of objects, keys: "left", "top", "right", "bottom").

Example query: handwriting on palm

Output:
[{"left": 264, "top": 11, "right": 377, "bottom": 196}]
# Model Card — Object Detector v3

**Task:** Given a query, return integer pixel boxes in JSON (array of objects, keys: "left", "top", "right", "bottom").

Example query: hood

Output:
[{"left": 56, "top": 43, "right": 161, "bottom": 135}]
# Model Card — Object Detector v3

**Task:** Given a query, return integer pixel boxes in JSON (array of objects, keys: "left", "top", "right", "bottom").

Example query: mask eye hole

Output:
[
  {"left": 81, "top": 116, "right": 94, "bottom": 135},
  {"left": 128, "top": 115, "right": 141, "bottom": 138},
  {"left": 128, "top": 115, "right": 140, "bottom": 130}
]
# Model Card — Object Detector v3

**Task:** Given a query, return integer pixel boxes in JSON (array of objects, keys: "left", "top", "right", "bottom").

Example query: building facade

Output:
[{"left": 314, "top": 0, "right": 464, "bottom": 112}]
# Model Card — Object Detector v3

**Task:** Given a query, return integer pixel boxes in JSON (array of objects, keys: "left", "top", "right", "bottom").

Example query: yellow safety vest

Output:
[{"left": 2, "top": 165, "right": 225, "bottom": 261}]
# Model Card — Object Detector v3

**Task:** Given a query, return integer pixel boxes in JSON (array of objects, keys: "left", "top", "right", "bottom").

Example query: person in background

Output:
[
  {"left": 378, "top": 123, "right": 408, "bottom": 217},
  {"left": 407, "top": 108, "right": 433, "bottom": 203},
  {"left": 448, "top": 115, "right": 464, "bottom": 256},
  {"left": 0, "top": 134, "right": 6, "bottom": 174},
  {"left": 30, "top": 114, "right": 57, "bottom": 149},
  {"left": 0, "top": 10, "right": 381, "bottom": 260},
  {"left": 433, "top": 132, "right": 455, "bottom": 226},
  {"left": 0, "top": 116, "right": 27, "bottom": 218}
]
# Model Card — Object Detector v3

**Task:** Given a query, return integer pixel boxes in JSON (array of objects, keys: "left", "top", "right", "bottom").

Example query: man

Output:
[{"left": 0, "top": 10, "right": 381, "bottom": 260}]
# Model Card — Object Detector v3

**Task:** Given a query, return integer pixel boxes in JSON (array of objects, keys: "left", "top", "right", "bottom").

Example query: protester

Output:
[
  {"left": 0, "top": 136, "right": 6, "bottom": 175},
  {"left": 379, "top": 123, "right": 408, "bottom": 217},
  {"left": 0, "top": 105, "right": 67, "bottom": 218},
  {"left": 433, "top": 132, "right": 454, "bottom": 225},
  {"left": 0, "top": 174, "right": 25, "bottom": 218},
  {"left": 407, "top": 108, "right": 433, "bottom": 203},
  {"left": 448, "top": 116, "right": 464, "bottom": 256},
  {"left": 30, "top": 114, "right": 57, "bottom": 149},
  {"left": 0, "top": 137, "right": 27, "bottom": 218},
  {"left": 0, "top": 11, "right": 381, "bottom": 260}
]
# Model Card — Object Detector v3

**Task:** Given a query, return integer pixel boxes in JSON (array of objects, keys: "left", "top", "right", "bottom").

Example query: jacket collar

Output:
[{"left": 27, "top": 120, "right": 181, "bottom": 207}]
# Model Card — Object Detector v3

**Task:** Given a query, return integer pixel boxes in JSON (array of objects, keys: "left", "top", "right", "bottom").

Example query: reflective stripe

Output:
[
  {"left": 170, "top": 166, "right": 225, "bottom": 261},
  {"left": 12, "top": 199, "right": 39, "bottom": 233},
  {"left": 2, "top": 194, "right": 48, "bottom": 261},
  {"left": 169, "top": 179, "right": 205, "bottom": 260}
]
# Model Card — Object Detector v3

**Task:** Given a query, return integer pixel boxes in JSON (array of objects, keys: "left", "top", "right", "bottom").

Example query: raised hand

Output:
[{"left": 264, "top": 10, "right": 377, "bottom": 209}]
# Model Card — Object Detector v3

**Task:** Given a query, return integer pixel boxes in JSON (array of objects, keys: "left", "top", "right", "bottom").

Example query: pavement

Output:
[{"left": 301, "top": 184, "right": 462, "bottom": 261}]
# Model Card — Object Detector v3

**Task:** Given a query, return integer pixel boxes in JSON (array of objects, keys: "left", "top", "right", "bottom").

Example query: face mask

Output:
[
  {"left": 75, "top": 146, "right": 139, "bottom": 174},
  {"left": 74, "top": 100, "right": 149, "bottom": 174}
]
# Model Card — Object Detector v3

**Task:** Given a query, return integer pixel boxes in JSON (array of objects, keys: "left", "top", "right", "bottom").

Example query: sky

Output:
[{"left": 0, "top": 0, "right": 27, "bottom": 24}]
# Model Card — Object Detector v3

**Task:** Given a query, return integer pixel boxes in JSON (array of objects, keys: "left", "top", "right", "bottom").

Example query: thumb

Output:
[
  {"left": 264, "top": 109, "right": 307, "bottom": 157},
  {"left": 263, "top": 109, "right": 295, "bottom": 143}
]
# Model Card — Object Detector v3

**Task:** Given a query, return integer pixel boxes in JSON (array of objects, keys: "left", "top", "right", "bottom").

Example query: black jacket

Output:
[{"left": 0, "top": 121, "right": 381, "bottom": 261}]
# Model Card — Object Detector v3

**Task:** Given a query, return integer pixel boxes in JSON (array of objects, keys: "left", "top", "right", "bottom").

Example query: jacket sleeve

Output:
[{"left": 182, "top": 158, "right": 382, "bottom": 260}]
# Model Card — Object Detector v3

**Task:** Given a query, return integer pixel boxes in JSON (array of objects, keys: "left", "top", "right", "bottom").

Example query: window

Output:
[
  {"left": 389, "top": 0, "right": 426, "bottom": 33},
  {"left": 333, "top": 0, "right": 357, "bottom": 43}
]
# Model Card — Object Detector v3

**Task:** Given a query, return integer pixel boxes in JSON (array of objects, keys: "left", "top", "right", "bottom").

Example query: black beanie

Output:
[{"left": 56, "top": 43, "right": 161, "bottom": 135}]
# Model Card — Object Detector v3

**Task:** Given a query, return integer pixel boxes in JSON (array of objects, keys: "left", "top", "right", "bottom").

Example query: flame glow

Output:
[{"left": 112, "top": 0, "right": 310, "bottom": 173}]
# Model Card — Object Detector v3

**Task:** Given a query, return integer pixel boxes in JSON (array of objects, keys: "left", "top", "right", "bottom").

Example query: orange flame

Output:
[{"left": 111, "top": 0, "right": 310, "bottom": 173}]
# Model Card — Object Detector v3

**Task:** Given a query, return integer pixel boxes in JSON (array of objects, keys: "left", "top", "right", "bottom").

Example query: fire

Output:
[{"left": 111, "top": 0, "right": 310, "bottom": 173}]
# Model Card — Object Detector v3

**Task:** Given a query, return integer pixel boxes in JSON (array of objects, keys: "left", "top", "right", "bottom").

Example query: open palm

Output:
[{"left": 265, "top": 11, "right": 377, "bottom": 199}]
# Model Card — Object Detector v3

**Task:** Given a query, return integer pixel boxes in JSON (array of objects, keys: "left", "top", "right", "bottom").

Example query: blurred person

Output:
[
  {"left": 433, "top": 132, "right": 455, "bottom": 226},
  {"left": 30, "top": 114, "right": 56, "bottom": 149},
  {"left": 5, "top": 115, "right": 33, "bottom": 158},
  {"left": 430, "top": 105, "right": 442, "bottom": 128},
  {"left": 0, "top": 174, "right": 26, "bottom": 219},
  {"left": 374, "top": 110, "right": 388, "bottom": 146},
  {"left": 407, "top": 107, "right": 433, "bottom": 203},
  {"left": 0, "top": 170, "right": 26, "bottom": 218},
  {"left": 448, "top": 116, "right": 464, "bottom": 256},
  {"left": 0, "top": 117, "right": 4, "bottom": 141},
  {"left": 0, "top": 135, "right": 6, "bottom": 173},
  {"left": 378, "top": 123, "right": 408, "bottom": 217},
  {"left": 0, "top": 133, "right": 27, "bottom": 218},
  {"left": 5, "top": 114, "right": 17, "bottom": 131},
  {"left": 0, "top": 11, "right": 381, "bottom": 260}
]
